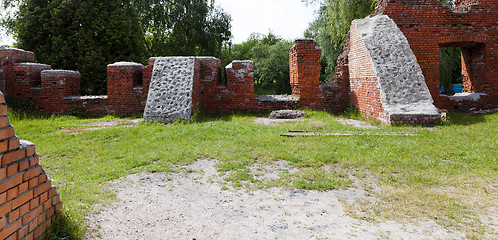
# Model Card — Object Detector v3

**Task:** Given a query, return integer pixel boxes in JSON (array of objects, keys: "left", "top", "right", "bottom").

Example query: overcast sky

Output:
[
  {"left": 215, "top": 0, "right": 320, "bottom": 43},
  {"left": 0, "top": 0, "right": 320, "bottom": 46}
]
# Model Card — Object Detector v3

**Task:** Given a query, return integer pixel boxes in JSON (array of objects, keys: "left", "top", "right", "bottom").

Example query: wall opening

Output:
[
  {"left": 133, "top": 70, "right": 143, "bottom": 88},
  {"left": 439, "top": 43, "right": 486, "bottom": 97},
  {"left": 439, "top": 47, "right": 462, "bottom": 95}
]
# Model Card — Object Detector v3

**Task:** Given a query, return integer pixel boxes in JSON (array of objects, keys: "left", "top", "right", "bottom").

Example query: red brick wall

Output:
[
  {"left": 223, "top": 61, "right": 256, "bottom": 111},
  {"left": 38, "top": 70, "right": 81, "bottom": 114},
  {"left": 289, "top": 39, "right": 349, "bottom": 112},
  {"left": 107, "top": 63, "right": 147, "bottom": 115},
  {"left": 1, "top": 45, "right": 353, "bottom": 116},
  {"left": 348, "top": 22, "right": 390, "bottom": 122},
  {"left": 289, "top": 39, "right": 321, "bottom": 107},
  {"left": 380, "top": 0, "right": 498, "bottom": 110},
  {"left": 11, "top": 64, "right": 51, "bottom": 100},
  {"left": 0, "top": 70, "right": 4, "bottom": 94},
  {"left": 0, "top": 49, "right": 37, "bottom": 99},
  {"left": 198, "top": 57, "right": 221, "bottom": 113},
  {"left": 0, "top": 92, "right": 62, "bottom": 240}
]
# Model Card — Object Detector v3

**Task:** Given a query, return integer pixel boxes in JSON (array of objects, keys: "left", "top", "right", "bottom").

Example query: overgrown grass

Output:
[{"left": 9, "top": 110, "right": 498, "bottom": 239}]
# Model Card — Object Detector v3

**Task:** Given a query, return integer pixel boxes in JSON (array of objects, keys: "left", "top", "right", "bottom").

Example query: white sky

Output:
[
  {"left": 0, "top": 0, "right": 320, "bottom": 46},
  {"left": 215, "top": 0, "right": 320, "bottom": 43}
]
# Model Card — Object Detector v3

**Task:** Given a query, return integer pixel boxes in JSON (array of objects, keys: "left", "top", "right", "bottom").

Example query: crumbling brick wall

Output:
[
  {"left": 348, "top": 15, "right": 440, "bottom": 125},
  {"left": 289, "top": 39, "right": 349, "bottom": 112},
  {"left": 1, "top": 42, "right": 352, "bottom": 116},
  {"left": 107, "top": 62, "right": 148, "bottom": 115},
  {"left": 0, "top": 92, "right": 62, "bottom": 240},
  {"left": 0, "top": 48, "right": 147, "bottom": 116},
  {"left": 376, "top": 0, "right": 498, "bottom": 110},
  {"left": 39, "top": 70, "right": 81, "bottom": 114}
]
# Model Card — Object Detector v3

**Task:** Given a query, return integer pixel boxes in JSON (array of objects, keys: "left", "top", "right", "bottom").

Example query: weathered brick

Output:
[
  {"left": 7, "top": 138, "right": 19, "bottom": 151},
  {"left": 1, "top": 149, "right": 25, "bottom": 165},
  {"left": 0, "top": 201, "right": 12, "bottom": 216},
  {"left": 0, "top": 174, "right": 22, "bottom": 193},
  {"left": 22, "top": 205, "right": 42, "bottom": 225},
  {"left": 11, "top": 189, "right": 33, "bottom": 210},
  {"left": 33, "top": 181, "right": 51, "bottom": 197},
  {"left": 22, "top": 166, "right": 42, "bottom": 182},
  {"left": 0, "top": 218, "right": 19, "bottom": 240},
  {"left": 0, "top": 127, "right": 15, "bottom": 142},
  {"left": 6, "top": 163, "right": 18, "bottom": 177},
  {"left": 8, "top": 208, "right": 19, "bottom": 222},
  {"left": 6, "top": 186, "right": 18, "bottom": 201}
]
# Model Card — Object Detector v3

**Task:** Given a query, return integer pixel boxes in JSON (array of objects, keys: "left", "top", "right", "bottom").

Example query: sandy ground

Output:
[{"left": 86, "top": 160, "right": 466, "bottom": 240}]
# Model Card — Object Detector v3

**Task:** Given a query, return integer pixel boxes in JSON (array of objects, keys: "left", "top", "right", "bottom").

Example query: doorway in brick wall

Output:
[
  {"left": 439, "top": 43, "right": 486, "bottom": 96},
  {"left": 439, "top": 47, "right": 463, "bottom": 95}
]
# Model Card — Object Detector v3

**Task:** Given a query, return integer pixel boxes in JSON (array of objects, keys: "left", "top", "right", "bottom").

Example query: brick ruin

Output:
[
  {"left": 374, "top": 0, "right": 498, "bottom": 111},
  {"left": 0, "top": 91, "right": 62, "bottom": 240},
  {"left": 0, "top": 0, "right": 496, "bottom": 123},
  {"left": 0, "top": 1, "right": 497, "bottom": 237},
  {"left": 0, "top": 42, "right": 344, "bottom": 119}
]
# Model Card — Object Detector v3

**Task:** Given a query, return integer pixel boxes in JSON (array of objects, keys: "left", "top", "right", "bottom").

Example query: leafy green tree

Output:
[
  {"left": 4, "top": 0, "right": 147, "bottom": 95},
  {"left": 440, "top": 47, "right": 462, "bottom": 94},
  {"left": 133, "top": 0, "right": 231, "bottom": 58},
  {"left": 251, "top": 39, "right": 293, "bottom": 95},
  {"left": 223, "top": 32, "right": 293, "bottom": 95}
]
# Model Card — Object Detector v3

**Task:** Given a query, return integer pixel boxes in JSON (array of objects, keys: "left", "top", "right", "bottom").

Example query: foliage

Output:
[
  {"left": 133, "top": 0, "right": 231, "bottom": 58},
  {"left": 251, "top": 38, "right": 293, "bottom": 94},
  {"left": 303, "top": 0, "right": 375, "bottom": 83},
  {"left": 440, "top": 47, "right": 462, "bottom": 94},
  {"left": 5, "top": 0, "right": 147, "bottom": 95},
  {"left": 222, "top": 32, "right": 293, "bottom": 95},
  {"left": 304, "top": 4, "right": 336, "bottom": 82}
]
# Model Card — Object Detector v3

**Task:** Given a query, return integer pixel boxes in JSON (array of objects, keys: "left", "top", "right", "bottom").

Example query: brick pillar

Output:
[
  {"left": 40, "top": 70, "right": 80, "bottom": 114},
  {"left": 0, "top": 48, "right": 38, "bottom": 99},
  {"left": 0, "top": 69, "right": 4, "bottom": 93},
  {"left": 225, "top": 60, "right": 255, "bottom": 110},
  {"left": 107, "top": 62, "right": 144, "bottom": 115},
  {"left": 12, "top": 63, "right": 52, "bottom": 97},
  {"left": 0, "top": 92, "right": 62, "bottom": 240},
  {"left": 198, "top": 57, "right": 222, "bottom": 114},
  {"left": 289, "top": 39, "right": 321, "bottom": 107}
]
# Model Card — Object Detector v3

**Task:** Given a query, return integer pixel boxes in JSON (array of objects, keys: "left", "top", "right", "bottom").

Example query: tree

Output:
[
  {"left": 4, "top": 0, "right": 147, "bottom": 95},
  {"left": 133, "top": 0, "right": 231, "bottom": 58},
  {"left": 304, "top": 4, "right": 336, "bottom": 82},
  {"left": 223, "top": 32, "right": 293, "bottom": 95}
]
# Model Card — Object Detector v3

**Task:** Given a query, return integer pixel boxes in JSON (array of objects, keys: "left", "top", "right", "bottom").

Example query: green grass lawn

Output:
[{"left": 8, "top": 110, "right": 498, "bottom": 239}]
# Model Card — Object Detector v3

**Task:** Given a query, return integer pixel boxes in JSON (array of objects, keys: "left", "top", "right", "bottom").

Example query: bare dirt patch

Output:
[
  {"left": 86, "top": 160, "right": 466, "bottom": 239},
  {"left": 59, "top": 119, "right": 141, "bottom": 134},
  {"left": 252, "top": 117, "right": 304, "bottom": 126},
  {"left": 335, "top": 118, "right": 378, "bottom": 129}
]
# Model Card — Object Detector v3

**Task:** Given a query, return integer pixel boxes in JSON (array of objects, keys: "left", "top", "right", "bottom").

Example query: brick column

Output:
[
  {"left": 289, "top": 39, "right": 321, "bottom": 107},
  {"left": 225, "top": 60, "right": 255, "bottom": 110},
  {"left": 0, "top": 48, "right": 44, "bottom": 100},
  {"left": 0, "top": 69, "right": 4, "bottom": 93},
  {"left": 40, "top": 70, "right": 80, "bottom": 114},
  {"left": 198, "top": 57, "right": 222, "bottom": 113},
  {"left": 107, "top": 62, "right": 144, "bottom": 115}
]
